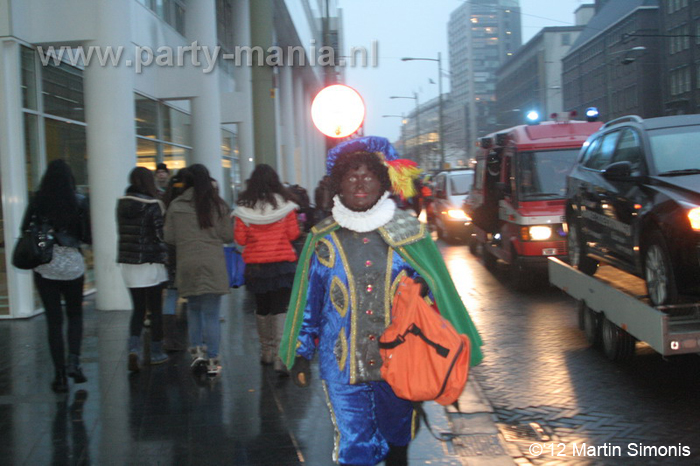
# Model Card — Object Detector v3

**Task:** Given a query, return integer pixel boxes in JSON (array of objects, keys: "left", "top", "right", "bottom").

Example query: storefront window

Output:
[
  {"left": 24, "top": 114, "right": 41, "bottom": 192},
  {"left": 163, "top": 144, "right": 189, "bottom": 171},
  {"left": 135, "top": 94, "right": 192, "bottom": 173},
  {"left": 44, "top": 119, "right": 89, "bottom": 190}
]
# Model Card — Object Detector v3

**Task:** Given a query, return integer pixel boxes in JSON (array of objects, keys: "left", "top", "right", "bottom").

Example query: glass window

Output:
[
  {"left": 21, "top": 47, "right": 37, "bottom": 110},
  {"left": 163, "top": 144, "right": 189, "bottom": 171},
  {"left": 42, "top": 62, "right": 85, "bottom": 122},
  {"left": 583, "top": 131, "right": 619, "bottom": 170},
  {"left": 137, "top": 138, "right": 158, "bottom": 170},
  {"left": 24, "top": 114, "right": 41, "bottom": 192},
  {"left": 517, "top": 149, "right": 580, "bottom": 199},
  {"left": 135, "top": 95, "right": 158, "bottom": 139},
  {"left": 44, "top": 118, "right": 88, "bottom": 190},
  {"left": 449, "top": 173, "right": 474, "bottom": 195},
  {"left": 162, "top": 106, "right": 191, "bottom": 146},
  {"left": 648, "top": 125, "right": 700, "bottom": 174},
  {"left": 611, "top": 129, "right": 643, "bottom": 171}
]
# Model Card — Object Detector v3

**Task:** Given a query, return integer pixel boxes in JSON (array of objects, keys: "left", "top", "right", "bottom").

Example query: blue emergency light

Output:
[
  {"left": 526, "top": 110, "right": 540, "bottom": 124},
  {"left": 585, "top": 107, "right": 599, "bottom": 122}
]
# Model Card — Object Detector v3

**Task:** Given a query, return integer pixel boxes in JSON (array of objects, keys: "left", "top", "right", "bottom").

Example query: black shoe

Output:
[
  {"left": 66, "top": 364, "right": 87, "bottom": 384},
  {"left": 52, "top": 369, "right": 68, "bottom": 393},
  {"left": 66, "top": 354, "right": 87, "bottom": 383}
]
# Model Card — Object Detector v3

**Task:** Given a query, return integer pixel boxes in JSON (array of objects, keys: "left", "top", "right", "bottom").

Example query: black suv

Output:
[{"left": 566, "top": 115, "right": 700, "bottom": 305}]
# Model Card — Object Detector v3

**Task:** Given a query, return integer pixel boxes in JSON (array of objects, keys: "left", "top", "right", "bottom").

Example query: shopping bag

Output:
[{"left": 224, "top": 245, "right": 245, "bottom": 288}]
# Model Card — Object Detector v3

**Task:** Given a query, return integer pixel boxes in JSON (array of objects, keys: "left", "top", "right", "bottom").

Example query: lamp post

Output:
[
  {"left": 390, "top": 94, "right": 420, "bottom": 165},
  {"left": 382, "top": 114, "right": 407, "bottom": 155},
  {"left": 401, "top": 54, "right": 445, "bottom": 170}
]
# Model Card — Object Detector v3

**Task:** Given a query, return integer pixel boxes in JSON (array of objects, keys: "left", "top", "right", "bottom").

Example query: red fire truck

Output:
[{"left": 464, "top": 113, "right": 603, "bottom": 289}]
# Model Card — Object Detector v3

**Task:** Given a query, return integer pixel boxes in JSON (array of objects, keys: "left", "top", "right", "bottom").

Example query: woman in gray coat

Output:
[{"left": 164, "top": 164, "right": 233, "bottom": 376}]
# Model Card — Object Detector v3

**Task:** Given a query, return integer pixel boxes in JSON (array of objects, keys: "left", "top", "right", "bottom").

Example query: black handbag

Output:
[{"left": 12, "top": 214, "right": 55, "bottom": 270}]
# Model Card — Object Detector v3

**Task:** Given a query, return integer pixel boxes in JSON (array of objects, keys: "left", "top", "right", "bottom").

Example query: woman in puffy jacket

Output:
[
  {"left": 164, "top": 164, "right": 233, "bottom": 377},
  {"left": 117, "top": 167, "right": 169, "bottom": 372},
  {"left": 232, "top": 164, "right": 299, "bottom": 374}
]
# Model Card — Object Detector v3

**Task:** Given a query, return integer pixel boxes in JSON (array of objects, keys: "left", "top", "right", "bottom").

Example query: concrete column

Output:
[
  {"left": 0, "top": 39, "right": 36, "bottom": 318},
  {"left": 279, "top": 64, "right": 296, "bottom": 183},
  {"left": 232, "top": 0, "right": 256, "bottom": 180},
  {"left": 249, "top": 0, "right": 278, "bottom": 168},
  {"left": 187, "top": 0, "right": 224, "bottom": 186},
  {"left": 83, "top": 1, "right": 135, "bottom": 311}
]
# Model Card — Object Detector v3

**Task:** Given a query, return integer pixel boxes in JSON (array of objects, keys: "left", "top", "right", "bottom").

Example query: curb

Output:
[{"left": 444, "top": 378, "right": 518, "bottom": 465}]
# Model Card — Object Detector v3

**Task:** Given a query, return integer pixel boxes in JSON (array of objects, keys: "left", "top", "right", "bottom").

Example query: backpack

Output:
[{"left": 379, "top": 276, "right": 471, "bottom": 406}]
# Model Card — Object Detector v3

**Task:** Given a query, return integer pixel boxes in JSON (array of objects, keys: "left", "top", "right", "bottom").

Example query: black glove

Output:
[
  {"left": 414, "top": 276, "right": 429, "bottom": 298},
  {"left": 291, "top": 356, "right": 311, "bottom": 388}
]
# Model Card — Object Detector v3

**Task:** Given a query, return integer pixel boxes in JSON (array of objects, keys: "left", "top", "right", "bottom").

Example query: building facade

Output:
[
  {"left": 562, "top": 0, "right": 662, "bottom": 121},
  {"left": 495, "top": 24, "right": 587, "bottom": 131},
  {"left": 447, "top": 0, "right": 522, "bottom": 158},
  {"left": 0, "top": 0, "right": 332, "bottom": 318}
]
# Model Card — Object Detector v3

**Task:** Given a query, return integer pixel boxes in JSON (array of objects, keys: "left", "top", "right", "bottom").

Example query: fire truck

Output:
[{"left": 464, "top": 113, "right": 603, "bottom": 289}]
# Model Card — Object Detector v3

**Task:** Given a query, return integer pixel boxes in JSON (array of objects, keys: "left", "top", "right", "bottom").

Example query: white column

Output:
[
  {"left": 233, "top": 0, "right": 255, "bottom": 180},
  {"left": 279, "top": 64, "right": 295, "bottom": 184},
  {"left": 187, "top": 0, "right": 223, "bottom": 186},
  {"left": 0, "top": 39, "right": 36, "bottom": 318},
  {"left": 83, "top": 0, "right": 135, "bottom": 311}
]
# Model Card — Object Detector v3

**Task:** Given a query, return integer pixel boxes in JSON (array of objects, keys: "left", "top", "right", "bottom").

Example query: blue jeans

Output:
[{"left": 187, "top": 293, "right": 222, "bottom": 358}]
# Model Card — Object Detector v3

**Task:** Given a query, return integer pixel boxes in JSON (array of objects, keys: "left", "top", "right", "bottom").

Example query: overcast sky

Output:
[{"left": 341, "top": 0, "right": 589, "bottom": 142}]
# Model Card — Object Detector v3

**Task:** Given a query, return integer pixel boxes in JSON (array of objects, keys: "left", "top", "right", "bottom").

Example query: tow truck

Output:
[
  {"left": 464, "top": 112, "right": 602, "bottom": 289},
  {"left": 549, "top": 258, "right": 700, "bottom": 360}
]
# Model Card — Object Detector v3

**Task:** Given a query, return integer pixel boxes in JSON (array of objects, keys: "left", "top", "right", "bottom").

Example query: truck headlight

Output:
[
  {"left": 447, "top": 209, "right": 471, "bottom": 221},
  {"left": 529, "top": 225, "right": 552, "bottom": 241},
  {"left": 689, "top": 207, "right": 700, "bottom": 231}
]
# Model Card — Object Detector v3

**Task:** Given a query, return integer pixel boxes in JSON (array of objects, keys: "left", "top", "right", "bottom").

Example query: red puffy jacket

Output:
[{"left": 234, "top": 211, "right": 300, "bottom": 264}]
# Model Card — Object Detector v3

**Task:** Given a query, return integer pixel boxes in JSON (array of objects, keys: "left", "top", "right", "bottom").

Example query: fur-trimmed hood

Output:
[{"left": 232, "top": 195, "right": 298, "bottom": 226}]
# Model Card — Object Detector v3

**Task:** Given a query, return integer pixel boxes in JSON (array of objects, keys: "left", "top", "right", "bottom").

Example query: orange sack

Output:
[{"left": 379, "top": 276, "right": 471, "bottom": 406}]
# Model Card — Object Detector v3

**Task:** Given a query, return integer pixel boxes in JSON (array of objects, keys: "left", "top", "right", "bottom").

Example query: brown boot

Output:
[
  {"left": 256, "top": 315, "right": 274, "bottom": 365},
  {"left": 272, "top": 313, "right": 289, "bottom": 375},
  {"left": 162, "top": 315, "right": 185, "bottom": 352}
]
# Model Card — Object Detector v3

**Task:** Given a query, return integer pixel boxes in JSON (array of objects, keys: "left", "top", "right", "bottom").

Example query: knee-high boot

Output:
[
  {"left": 272, "top": 313, "right": 289, "bottom": 375},
  {"left": 256, "top": 315, "right": 274, "bottom": 365}
]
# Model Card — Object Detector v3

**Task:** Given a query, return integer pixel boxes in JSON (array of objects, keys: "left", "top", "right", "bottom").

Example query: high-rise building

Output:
[{"left": 447, "top": 0, "right": 522, "bottom": 158}]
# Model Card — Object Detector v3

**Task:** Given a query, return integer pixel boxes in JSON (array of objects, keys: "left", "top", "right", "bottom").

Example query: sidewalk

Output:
[{"left": 0, "top": 286, "right": 514, "bottom": 465}]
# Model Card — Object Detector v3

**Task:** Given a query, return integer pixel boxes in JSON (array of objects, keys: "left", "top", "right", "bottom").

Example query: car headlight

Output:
[
  {"left": 520, "top": 225, "right": 552, "bottom": 241},
  {"left": 689, "top": 207, "right": 700, "bottom": 231},
  {"left": 446, "top": 209, "right": 471, "bottom": 221}
]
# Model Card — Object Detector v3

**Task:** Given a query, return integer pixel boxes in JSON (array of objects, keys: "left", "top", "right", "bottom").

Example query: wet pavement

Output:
[{"left": 0, "top": 278, "right": 509, "bottom": 466}]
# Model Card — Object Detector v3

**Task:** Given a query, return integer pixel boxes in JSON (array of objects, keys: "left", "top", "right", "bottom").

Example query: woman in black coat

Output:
[{"left": 19, "top": 160, "right": 91, "bottom": 393}]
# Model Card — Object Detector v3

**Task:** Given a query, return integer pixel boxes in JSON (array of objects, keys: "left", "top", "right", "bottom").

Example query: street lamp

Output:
[
  {"left": 382, "top": 114, "right": 407, "bottom": 155},
  {"left": 390, "top": 94, "right": 420, "bottom": 165},
  {"left": 401, "top": 54, "right": 445, "bottom": 170}
]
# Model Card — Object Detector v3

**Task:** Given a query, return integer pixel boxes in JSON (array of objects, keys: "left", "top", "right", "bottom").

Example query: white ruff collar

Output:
[{"left": 332, "top": 191, "right": 395, "bottom": 233}]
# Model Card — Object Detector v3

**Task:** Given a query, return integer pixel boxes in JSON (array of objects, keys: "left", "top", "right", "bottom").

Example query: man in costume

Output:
[{"left": 280, "top": 136, "right": 483, "bottom": 466}]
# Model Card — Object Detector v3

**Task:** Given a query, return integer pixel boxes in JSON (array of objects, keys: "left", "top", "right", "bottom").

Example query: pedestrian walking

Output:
[
  {"left": 232, "top": 164, "right": 300, "bottom": 374},
  {"left": 117, "top": 167, "right": 170, "bottom": 372},
  {"left": 19, "top": 160, "right": 91, "bottom": 393},
  {"left": 280, "top": 137, "right": 483, "bottom": 466},
  {"left": 164, "top": 164, "right": 233, "bottom": 377},
  {"left": 160, "top": 167, "right": 190, "bottom": 352}
]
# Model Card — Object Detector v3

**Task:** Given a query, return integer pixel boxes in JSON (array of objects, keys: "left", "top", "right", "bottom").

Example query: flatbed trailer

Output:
[{"left": 548, "top": 257, "right": 700, "bottom": 360}]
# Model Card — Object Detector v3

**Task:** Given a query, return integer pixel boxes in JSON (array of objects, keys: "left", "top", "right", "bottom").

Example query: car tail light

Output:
[{"left": 688, "top": 207, "right": 700, "bottom": 231}]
